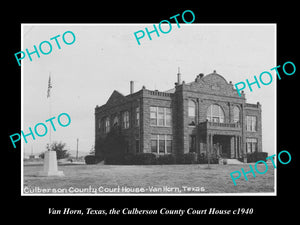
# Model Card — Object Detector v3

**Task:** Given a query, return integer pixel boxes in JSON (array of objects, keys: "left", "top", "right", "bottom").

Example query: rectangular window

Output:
[
  {"left": 122, "top": 111, "right": 130, "bottom": 129},
  {"left": 150, "top": 107, "right": 157, "bottom": 126},
  {"left": 251, "top": 139, "right": 257, "bottom": 152},
  {"left": 135, "top": 107, "right": 140, "bottom": 126},
  {"left": 158, "top": 108, "right": 165, "bottom": 126},
  {"left": 246, "top": 138, "right": 257, "bottom": 153},
  {"left": 246, "top": 142, "right": 251, "bottom": 153},
  {"left": 159, "top": 135, "right": 165, "bottom": 153},
  {"left": 150, "top": 107, "right": 172, "bottom": 127},
  {"left": 151, "top": 134, "right": 172, "bottom": 154},
  {"left": 252, "top": 117, "right": 257, "bottom": 131},
  {"left": 246, "top": 116, "right": 251, "bottom": 131},
  {"left": 246, "top": 116, "right": 257, "bottom": 131},
  {"left": 166, "top": 108, "right": 172, "bottom": 126},
  {"left": 166, "top": 135, "right": 172, "bottom": 153},
  {"left": 151, "top": 134, "right": 158, "bottom": 153},
  {"left": 105, "top": 117, "right": 110, "bottom": 133}
]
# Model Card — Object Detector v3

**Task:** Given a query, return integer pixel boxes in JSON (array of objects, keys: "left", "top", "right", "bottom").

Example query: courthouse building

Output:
[{"left": 95, "top": 70, "right": 262, "bottom": 159}]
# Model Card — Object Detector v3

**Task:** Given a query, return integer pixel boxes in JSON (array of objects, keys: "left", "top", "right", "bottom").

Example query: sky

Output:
[{"left": 21, "top": 24, "right": 276, "bottom": 157}]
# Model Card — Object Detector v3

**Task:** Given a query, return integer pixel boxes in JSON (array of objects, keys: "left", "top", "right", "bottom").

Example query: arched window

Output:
[
  {"left": 188, "top": 100, "right": 196, "bottom": 125},
  {"left": 113, "top": 116, "right": 119, "bottom": 127},
  {"left": 207, "top": 104, "right": 224, "bottom": 123},
  {"left": 233, "top": 106, "right": 240, "bottom": 123}
]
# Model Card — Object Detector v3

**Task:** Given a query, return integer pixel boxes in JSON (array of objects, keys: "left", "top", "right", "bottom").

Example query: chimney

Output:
[
  {"left": 177, "top": 67, "right": 181, "bottom": 85},
  {"left": 130, "top": 81, "right": 134, "bottom": 94}
]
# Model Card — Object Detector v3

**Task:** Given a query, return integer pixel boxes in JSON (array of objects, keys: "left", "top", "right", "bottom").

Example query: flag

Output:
[{"left": 47, "top": 75, "right": 52, "bottom": 98}]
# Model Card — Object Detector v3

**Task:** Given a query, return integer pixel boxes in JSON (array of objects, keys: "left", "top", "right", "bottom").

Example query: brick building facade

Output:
[{"left": 95, "top": 70, "right": 262, "bottom": 159}]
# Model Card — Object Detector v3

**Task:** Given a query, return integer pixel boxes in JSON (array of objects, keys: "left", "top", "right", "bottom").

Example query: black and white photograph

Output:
[
  {"left": 20, "top": 24, "right": 276, "bottom": 195},
  {"left": 5, "top": 4, "right": 298, "bottom": 221}
]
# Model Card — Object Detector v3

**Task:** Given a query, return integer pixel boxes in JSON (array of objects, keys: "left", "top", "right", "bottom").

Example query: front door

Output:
[{"left": 213, "top": 135, "right": 230, "bottom": 158}]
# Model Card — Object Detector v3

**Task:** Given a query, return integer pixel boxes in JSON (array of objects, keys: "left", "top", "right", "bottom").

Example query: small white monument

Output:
[{"left": 38, "top": 151, "right": 64, "bottom": 176}]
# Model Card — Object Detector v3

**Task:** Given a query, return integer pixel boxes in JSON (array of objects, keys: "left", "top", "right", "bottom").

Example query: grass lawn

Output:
[{"left": 23, "top": 163, "right": 275, "bottom": 195}]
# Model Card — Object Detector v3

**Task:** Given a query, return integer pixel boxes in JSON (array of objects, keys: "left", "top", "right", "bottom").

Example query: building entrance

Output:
[{"left": 213, "top": 135, "right": 231, "bottom": 158}]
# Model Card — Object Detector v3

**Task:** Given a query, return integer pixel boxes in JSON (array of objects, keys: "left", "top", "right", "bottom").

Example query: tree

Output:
[
  {"left": 39, "top": 141, "right": 70, "bottom": 159},
  {"left": 89, "top": 145, "right": 95, "bottom": 155}
]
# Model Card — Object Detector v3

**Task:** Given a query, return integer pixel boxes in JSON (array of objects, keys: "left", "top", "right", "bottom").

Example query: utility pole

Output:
[{"left": 76, "top": 138, "right": 79, "bottom": 160}]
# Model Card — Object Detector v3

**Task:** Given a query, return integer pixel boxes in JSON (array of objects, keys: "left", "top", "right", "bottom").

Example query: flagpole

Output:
[
  {"left": 38, "top": 73, "right": 64, "bottom": 178},
  {"left": 49, "top": 90, "right": 51, "bottom": 151},
  {"left": 47, "top": 72, "right": 52, "bottom": 151}
]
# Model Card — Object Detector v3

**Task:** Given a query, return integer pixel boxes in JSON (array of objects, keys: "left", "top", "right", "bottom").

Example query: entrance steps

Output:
[{"left": 223, "top": 158, "right": 244, "bottom": 165}]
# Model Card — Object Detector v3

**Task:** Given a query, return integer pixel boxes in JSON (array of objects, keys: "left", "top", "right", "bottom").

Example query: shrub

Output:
[
  {"left": 175, "top": 154, "right": 185, "bottom": 164},
  {"left": 255, "top": 152, "right": 268, "bottom": 161},
  {"left": 197, "top": 153, "right": 219, "bottom": 164},
  {"left": 184, "top": 152, "right": 198, "bottom": 164},
  {"left": 123, "top": 153, "right": 135, "bottom": 165},
  {"left": 209, "top": 154, "right": 219, "bottom": 164},
  {"left": 157, "top": 154, "right": 176, "bottom": 165},
  {"left": 40, "top": 142, "right": 70, "bottom": 159},
  {"left": 104, "top": 154, "right": 125, "bottom": 165},
  {"left": 84, "top": 155, "right": 102, "bottom": 165},
  {"left": 197, "top": 153, "right": 207, "bottom": 164},
  {"left": 134, "top": 153, "right": 157, "bottom": 165},
  {"left": 175, "top": 152, "right": 198, "bottom": 164},
  {"left": 122, "top": 153, "right": 176, "bottom": 165},
  {"left": 246, "top": 151, "right": 268, "bottom": 163}
]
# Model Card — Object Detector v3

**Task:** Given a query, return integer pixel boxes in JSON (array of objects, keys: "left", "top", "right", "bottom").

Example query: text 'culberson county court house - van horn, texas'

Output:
[{"left": 94, "top": 69, "right": 262, "bottom": 160}]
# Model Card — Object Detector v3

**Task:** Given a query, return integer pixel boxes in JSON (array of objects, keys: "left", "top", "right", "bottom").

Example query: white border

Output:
[
  {"left": 21, "top": 23, "right": 277, "bottom": 196},
  {"left": 21, "top": 24, "right": 24, "bottom": 196}
]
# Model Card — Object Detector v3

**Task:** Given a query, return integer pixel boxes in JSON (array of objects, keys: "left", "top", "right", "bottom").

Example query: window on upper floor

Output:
[
  {"left": 233, "top": 106, "right": 240, "bottom": 123},
  {"left": 188, "top": 100, "right": 196, "bottom": 126},
  {"left": 150, "top": 106, "right": 172, "bottom": 127},
  {"left": 207, "top": 104, "right": 225, "bottom": 123},
  {"left": 150, "top": 106, "right": 157, "bottom": 126},
  {"left": 166, "top": 108, "right": 172, "bottom": 126},
  {"left": 135, "top": 107, "right": 140, "bottom": 127},
  {"left": 98, "top": 118, "right": 101, "bottom": 131},
  {"left": 104, "top": 117, "right": 110, "bottom": 133},
  {"left": 158, "top": 107, "right": 165, "bottom": 126},
  {"left": 113, "top": 115, "right": 119, "bottom": 127},
  {"left": 122, "top": 111, "right": 130, "bottom": 129},
  {"left": 246, "top": 116, "right": 257, "bottom": 132}
]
